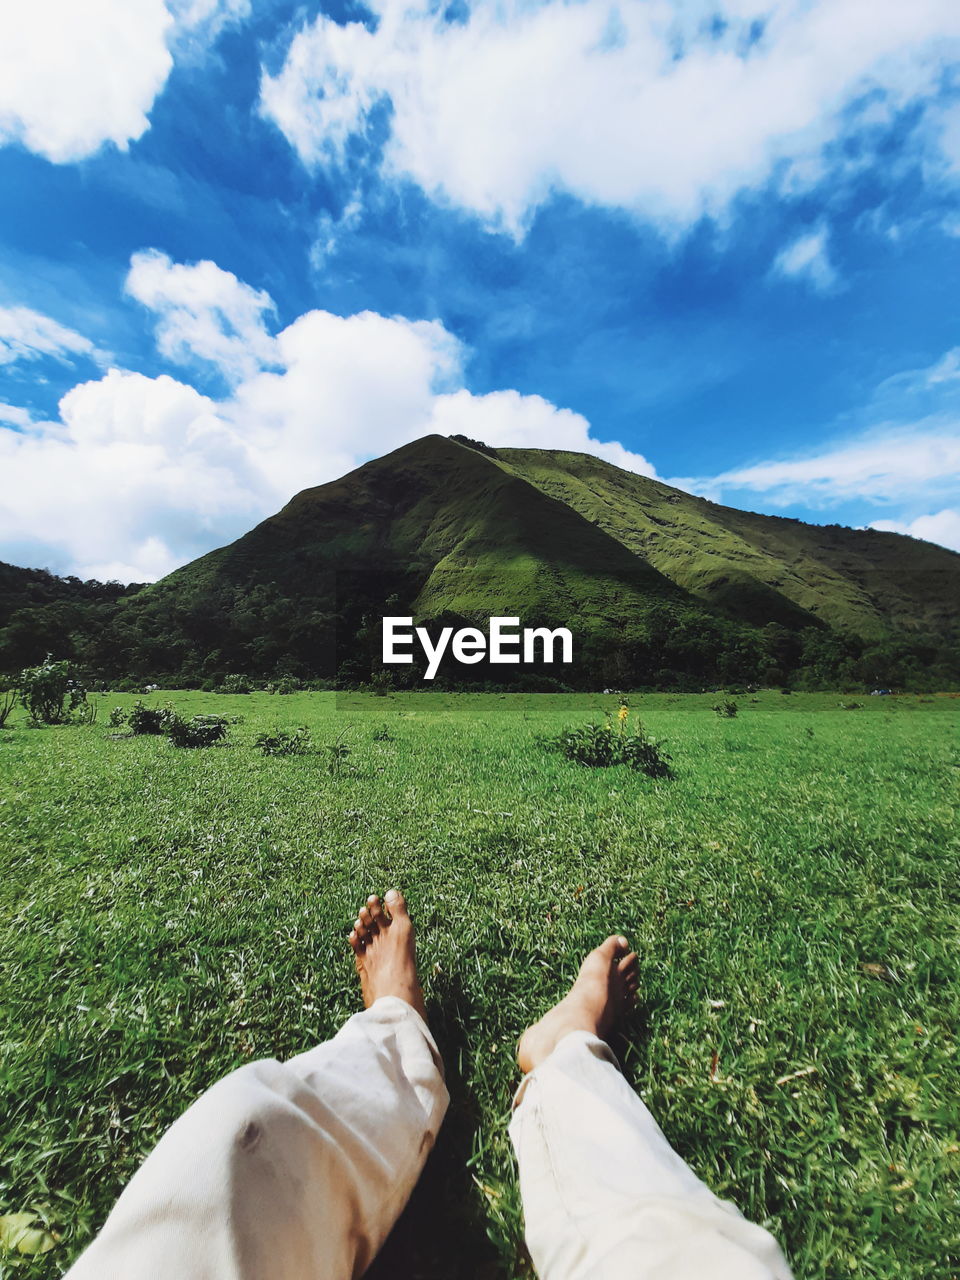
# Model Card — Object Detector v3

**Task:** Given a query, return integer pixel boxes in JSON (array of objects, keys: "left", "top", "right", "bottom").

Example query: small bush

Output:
[
  {"left": 325, "top": 738, "right": 352, "bottom": 776},
  {"left": 107, "top": 706, "right": 127, "bottom": 728},
  {"left": 372, "top": 723, "right": 394, "bottom": 742},
  {"left": 369, "top": 670, "right": 393, "bottom": 696},
  {"left": 127, "top": 701, "right": 175, "bottom": 735},
  {"left": 217, "top": 674, "right": 253, "bottom": 694},
  {"left": 165, "top": 714, "right": 228, "bottom": 749},
  {"left": 840, "top": 701, "right": 863, "bottom": 711},
  {"left": 18, "top": 658, "right": 88, "bottom": 725},
  {"left": 542, "top": 708, "right": 672, "bottom": 778},
  {"left": 270, "top": 676, "right": 301, "bottom": 695},
  {"left": 254, "top": 726, "right": 312, "bottom": 756},
  {"left": 712, "top": 700, "right": 738, "bottom": 718}
]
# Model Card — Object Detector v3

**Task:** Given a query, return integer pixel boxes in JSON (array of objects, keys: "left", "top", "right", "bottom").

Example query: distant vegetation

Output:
[{"left": 1, "top": 575, "right": 955, "bottom": 693}]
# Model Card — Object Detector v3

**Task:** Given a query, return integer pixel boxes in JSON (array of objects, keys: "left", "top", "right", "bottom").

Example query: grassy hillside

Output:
[
  {"left": 160, "top": 434, "right": 687, "bottom": 628},
  {"left": 100, "top": 436, "right": 742, "bottom": 683},
  {"left": 502, "top": 447, "right": 960, "bottom": 638}
]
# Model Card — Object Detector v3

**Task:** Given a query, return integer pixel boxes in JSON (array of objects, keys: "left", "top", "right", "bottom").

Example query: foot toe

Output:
[
  {"left": 597, "top": 934, "right": 629, "bottom": 963},
  {"left": 385, "top": 888, "right": 408, "bottom": 918},
  {"left": 368, "top": 895, "right": 388, "bottom": 928},
  {"left": 359, "top": 905, "right": 377, "bottom": 935}
]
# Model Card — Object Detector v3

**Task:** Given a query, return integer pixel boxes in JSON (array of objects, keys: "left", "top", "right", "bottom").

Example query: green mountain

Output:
[
  {"left": 156, "top": 433, "right": 691, "bottom": 621},
  {"left": 1, "top": 434, "right": 958, "bottom": 689}
]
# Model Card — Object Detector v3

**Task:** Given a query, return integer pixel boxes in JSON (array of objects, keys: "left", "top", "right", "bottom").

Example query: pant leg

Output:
[
  {"left": 509, "top": 1031, "right": 794, "bottom": 1280},
  {"left": 65, "top": 996, "right": 448, "bottom": 1280}
]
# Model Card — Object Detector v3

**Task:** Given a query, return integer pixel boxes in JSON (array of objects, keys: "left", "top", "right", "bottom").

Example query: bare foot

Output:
[
  {"left": 517, "top": 936, "right": 639, "bottom": 1074},
  {"left": 348, "top": 889, "right": 428, "bottom": 1022}
]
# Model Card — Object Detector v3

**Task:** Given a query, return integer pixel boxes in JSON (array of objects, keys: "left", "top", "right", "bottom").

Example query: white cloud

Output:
[
  {"left": 310, "top": 196, "right": 364, "bottom": 269},
  {"left": 167, "top": 0, "right": 249, "bottom": 38},
  {"left": 228, "top": 306, "right": 466, "bottom": 498},
  {"left": 0, "top": 369, "right": 264, "bottom": 581},
  {"left": 0, "top": 402, "right": 37, "bottom": 429},
  {"left": 0, "top": 305, "right": 104, "bottom": 368},
  {"left": 870, "top": 509, "right": 960, "bottom": 551},
  {"left": 1, "top": 251, "right": 655, "bottom": 581},
  {"left": 261, "top": 0, "right": 960, "bottom": 233},
  {"left": 126, "top": 250, "right": 277, "bottom": 383},
  {"left": 916, "top": 347, "right": 960, "bottom": 387},
  {"left": 0, "top": 0, "right": 248, "bottom": 164},
  {"left": 428, "top": 389, "right": 657, "bottom": 475},
  {"left": 680, "top": 425, "right": 960, "bottom": 506},
  {"left": 771, "top": 226, "right": 839, "bottom": 293},
  {"left": 669, "top": 336, "right": 960, "bottom": 553}
]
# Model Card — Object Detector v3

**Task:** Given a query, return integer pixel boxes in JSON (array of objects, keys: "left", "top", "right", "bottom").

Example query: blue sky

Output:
[{"left": 2, "top": 0, "right": 960, "bottom": 580}]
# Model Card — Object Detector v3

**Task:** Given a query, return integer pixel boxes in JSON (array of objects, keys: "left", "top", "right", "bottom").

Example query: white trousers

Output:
[
  {"left": 509, "top": 1031, "right": 794, "bottom": 1279},
  {"left": 65, "top": 998, "right": 448, "bottom": 1280},
  {"left": 66, "top": 1001, "right": 793, "bottom": 1280}
]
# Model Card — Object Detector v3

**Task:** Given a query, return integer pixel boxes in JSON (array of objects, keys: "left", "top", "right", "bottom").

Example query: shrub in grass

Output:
[
  {"left": 18, "top": 657, "right": 88, "bottom": 725},
  {"left": 542, "top": 707, "right": 672, "bottom": 777},
  {"left": 254, "top": 726, "right": 312, "bottom": 756},
  {"left": 164, "top": 714, "right": 228, "bottom": 749},
  {"left": 325, "top": 738, "right": 352, "bottom": 776},
  {"left": 372, "top": 723, "right": 394, "bottom": 742},
  {"left": 217, "top": 674, "right": 253, "bottom": 694},
  {"left": 712, "top": 700, "right": 739, "bottom": 717},
  {"left": 369, "top": 670, "right": 393, "bottom": 696},
  {"left": 127, "top": 701, "right": 176, "bottom": 735}
]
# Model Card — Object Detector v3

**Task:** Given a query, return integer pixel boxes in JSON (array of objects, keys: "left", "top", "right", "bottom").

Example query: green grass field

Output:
[{"left": 1, "top": 690, "right": 958, "bottom": 1277}]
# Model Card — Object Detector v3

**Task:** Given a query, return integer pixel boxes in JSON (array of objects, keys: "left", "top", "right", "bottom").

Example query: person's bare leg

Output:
[
  {"left": 518, "top": 934, "right": 638, "bottom": 1072},
  {"left": 348, "top": 889, "right": 428, "bottom": 1022}
]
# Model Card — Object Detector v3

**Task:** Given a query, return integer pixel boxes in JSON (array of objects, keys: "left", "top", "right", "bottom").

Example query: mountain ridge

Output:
[{"left": 1, "top": 433, "right": 957, "bottom": 688}]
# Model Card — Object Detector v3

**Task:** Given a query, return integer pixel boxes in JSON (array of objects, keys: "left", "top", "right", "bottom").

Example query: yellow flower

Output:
[{"left": 618, "top": 704, "right": 629, "bottom": 724}]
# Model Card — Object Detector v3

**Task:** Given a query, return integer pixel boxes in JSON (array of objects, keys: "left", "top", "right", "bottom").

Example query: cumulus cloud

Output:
[
  {"left": 0, "top": 0, "right": 248, "bottom": 164},
  {"left": 0, "top": 369, "right": 263, "bottom": 581},
  {"left": 0, "top": 305, "right": 105, "bottom": 368},
  {"left": 0, "top": 252, "right": 655, "bottom": 580},
  {"left": 771, "top": 226, "right": 839, "bottom": 293},
  {"left": 126, "top": 250, "right": 277, "bottom": 384},
  {"left": 870, "top": 508, "right": 960, "bottom": 551},
  {"left": 428, "top": 389, "right": 657, "bottom": 475},
  {"left": 261, "top": 0, "right": 960, "bottom": 233}
]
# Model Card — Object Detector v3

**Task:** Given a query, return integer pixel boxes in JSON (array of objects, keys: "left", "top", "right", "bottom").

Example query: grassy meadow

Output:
[{"left": 1, "top": 689, "right": 958, "bottom": 1277}]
